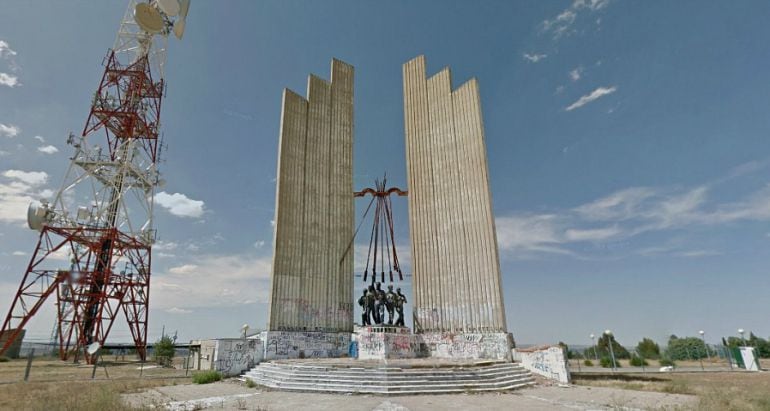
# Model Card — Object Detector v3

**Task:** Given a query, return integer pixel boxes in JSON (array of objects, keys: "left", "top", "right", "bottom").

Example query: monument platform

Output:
[{"left": 242, "top": 358, "right": 534, "bottom": 395}]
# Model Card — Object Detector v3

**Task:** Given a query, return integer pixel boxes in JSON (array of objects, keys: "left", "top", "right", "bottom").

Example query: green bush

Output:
[
  {"left": 583, "top": 359, "right": 594, "bottom": 366},
  {"left": 0, "top": 356, "right": 8, "bottom": 362},
  {"left": 600, "top": 357, "right": 619, "bottom": 368},
  {"left": 154, "top": 335, "right": 175, "bottom": 366},
  {"left": 245, "top": 378, "right": 257, "bottom": 388},
  {"left": 636, "top": 338, "right": 661, "bottom": 360},
  {"left": 629, "top": 356, "right": 649, "bottom": 366},
  {"left": 193, "top": 370, "right": 222, "bottom": 384},
  {"left": 659, "top": 357, "right": 675, "bottom": 367}
]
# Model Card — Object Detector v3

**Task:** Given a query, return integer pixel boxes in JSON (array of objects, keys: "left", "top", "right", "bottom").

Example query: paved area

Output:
[{"left": 122, "top": 380, "right": 697, "bottom": 410}]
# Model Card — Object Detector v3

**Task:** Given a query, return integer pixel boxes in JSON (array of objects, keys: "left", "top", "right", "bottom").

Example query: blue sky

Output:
[{"left": 1, "top": 0, "right": 769, "bottom": 348}]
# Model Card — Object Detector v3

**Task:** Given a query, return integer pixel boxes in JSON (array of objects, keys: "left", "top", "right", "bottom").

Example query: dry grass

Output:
[
  {"left": 574, "top": 372, "right": 770, "bottom": 410},
  {"left": 0, "top": 357, "right": 192, "bottom": 410}
]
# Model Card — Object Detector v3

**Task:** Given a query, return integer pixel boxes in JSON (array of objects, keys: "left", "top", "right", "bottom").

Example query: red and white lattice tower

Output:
[{"left": 0, "top": 0, "right": 189, "bottom": 363}]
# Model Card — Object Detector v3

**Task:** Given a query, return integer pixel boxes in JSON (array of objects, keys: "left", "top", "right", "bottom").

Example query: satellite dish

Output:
[
  {"left": 173, "top": 18, "right": 186, "bottom": 40},
  {"left": 178, "top": 0, "right": 191, "bottom": 18},
  {"left": 156, "top": 0, "right": 180, "bottom": 17},
  {"left": 134, "top": 3, "right": 165, "bottom": 34},
  {"left": 173, "top": 0, "right": 190, "bottom": 40},
  {"left": 86, "top": 342, "right": 101, "bottom": 355},
  {"left": 27, "top": 202, "right": 47, "bottom": 231}
]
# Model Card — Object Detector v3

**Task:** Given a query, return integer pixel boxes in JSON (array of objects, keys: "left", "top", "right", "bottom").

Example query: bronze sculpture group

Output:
[{"left": 358, "top": 282, "right": 407, "bottom": 327}]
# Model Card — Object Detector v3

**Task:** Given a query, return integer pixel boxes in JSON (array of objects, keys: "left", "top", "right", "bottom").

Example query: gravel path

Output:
[{"left": 123, "top": 381, "right": 697, "bottom": 410}]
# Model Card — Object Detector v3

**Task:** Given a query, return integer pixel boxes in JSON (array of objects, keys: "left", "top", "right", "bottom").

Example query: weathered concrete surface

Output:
[
  {"left": 268, "top": 59, "right": 355, "bottom": 333},
  {"left": 514, "top": 346, "right": 571, "bottom": 384},
  {"left": 261, "top": 331, "right": 350, "bottom": 360},
  {"left": 123, "top": 381, "right": 698, "bottom": 410},
  {"left": 403, "top": 56, "right": 507, "bottom": 334}
]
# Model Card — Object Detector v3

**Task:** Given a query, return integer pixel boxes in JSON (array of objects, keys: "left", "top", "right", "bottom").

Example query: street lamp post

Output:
[
  {"left": 590, "top": 334, "right": 598, "bottom": 363},
  {"left": 699, "top": 330, "right": 710, "bottom": 360},
  {"left": 605, "top": 330, "right": 617, "bottom": 371},
  {"left": 738, "top": 328, "right": 746, "bottom": 346}
]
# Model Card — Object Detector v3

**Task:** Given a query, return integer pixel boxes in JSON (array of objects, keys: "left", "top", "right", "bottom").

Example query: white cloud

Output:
[
  {"left": 0, "top": 171, "right": 50, "bottom": 223},
  {"left": 523, "top": 53, "right": 548, "bottom": 63},
  {"left": 542, "top": 0, "right": 611, "bottom": 39},
  {"left": 569, "top": 67, "right": 582, "bottom": 81},
  {"left": 34, "top": 135, "right": 45, "bottom": 143},
  {"left": 0, "top": 41, "right": 17, "bottom": 59},
  {"left": 565, "top": 86, "right": 617, "bottom": 111},
  {"left": 153, "top": 253, "right": 272, "bottom": 310},
  {"left": 168, "top": 264, "right": 198, "bottom": 274},
  {"left": 37, "top": 145, "right": 58, "bottom": 154},
  {"left": 155, "top": 191, "right": 205, "bottom": 218},
  {"left": 498, "top": 171, "right": 770, "bottom": 260},
  {"left": 11, "top": 251, "right": 26, "bottom": 256},
  {"left": 166, "top": 307, "right": 193, "bottom": 314},
  {"left": 0, "top": 73, "right": 18, "bottom": 87},
  {"left": 0, "top": 123, "right": 20, "bottom": 138},
  {"left": 3, "top": 170, "right": 48, "bottom": 186},
  {"left": 254, "top": 240, "right": 266, "bottom": 249}
]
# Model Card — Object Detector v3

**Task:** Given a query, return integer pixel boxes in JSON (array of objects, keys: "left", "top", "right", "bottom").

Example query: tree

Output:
[
  {"left": 636, "top": 338, "right": 660, "bottom": 360},
  {"left": 665, "top": 335, "right": 708, "bottom": 360},
  {"left": 595, "top": 333, "right": 630, "bottom": 359},
  {"left": 154, "top": 335, "right": 175, "bottom": 366}
]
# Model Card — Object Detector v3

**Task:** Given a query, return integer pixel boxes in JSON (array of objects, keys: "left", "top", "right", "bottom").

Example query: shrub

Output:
[
  {"left": 659, "top": 357, "right": 675, "bottom": 367},
  {"left": 193, "top": 370, "right": 222, "bottom": 384},
  {"left": 629, "top": 356, "right": 649, "bottom": 366},
  {"left": 245, "top": 378, "right": 257, "bottom": 388},
  {"left": 636, "top": 338, "right": 661, "bottom": 360},
  {"left": 154, "top": 335, "right": 175, "bottom": 366},
  {"left": 600, "top": 357, "right": 619, "bottom": 368},
  {"left": 0, "top": 356, "right": 8, "bottom": 362},
  {"left": 583, "top": 359, "right": 594, "bottom": 366}
]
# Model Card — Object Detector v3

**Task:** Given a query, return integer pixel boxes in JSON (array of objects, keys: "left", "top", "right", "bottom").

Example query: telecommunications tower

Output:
[{"left": 0, "top": 0, "right": 190, "bottom": 363}]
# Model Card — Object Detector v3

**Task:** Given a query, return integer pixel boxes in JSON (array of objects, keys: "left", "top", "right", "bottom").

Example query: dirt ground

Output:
[
  {"left": 122, "top": 379, "right": 698, "bottom": 411},
  {"left": 1, "top": 357, "right": 767, "bottom": 410}
]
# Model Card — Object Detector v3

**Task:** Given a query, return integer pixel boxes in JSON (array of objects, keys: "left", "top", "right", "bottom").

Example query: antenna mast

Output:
[{"left": 0, "top": 0, "right": 190, "bottom": 363}]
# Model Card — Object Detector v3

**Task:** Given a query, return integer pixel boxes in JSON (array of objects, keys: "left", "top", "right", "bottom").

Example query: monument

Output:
[
  {"left": 260, "top": 55, "right": 512, "bottom": 361},
  {"left": 263, "top": 58, "right": 355, "bottom": 359}
]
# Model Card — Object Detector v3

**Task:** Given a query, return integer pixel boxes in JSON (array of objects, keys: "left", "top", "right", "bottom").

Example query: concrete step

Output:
[
  {"left": 245, "top": 367, "right": 531, "bottom": 383},
  {"left": 255, "top": 362, "right": 525, "bottom": 377},
  {"left": 242, "top": 361, "right": 535, "bottom": 395},
  {"left": 247, "top": 377, "right": 535, "bottom": 395}
]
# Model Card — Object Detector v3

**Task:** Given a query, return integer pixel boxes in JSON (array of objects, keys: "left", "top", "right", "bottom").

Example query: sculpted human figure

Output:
[
  {"left": 385, "top": 284, "right": 396, "bottom": 325},
  {"left": 358, "top": 289, "right": 371, "bottom": 326},
  {"left": 366, "top": 285, "right": 376, "bottom": 325},
  {"left": 395, "top": 287, "right": 407, "bottom": 327},
  {"left": 375, "top": 282, "right": 385, "bottom": 325}
]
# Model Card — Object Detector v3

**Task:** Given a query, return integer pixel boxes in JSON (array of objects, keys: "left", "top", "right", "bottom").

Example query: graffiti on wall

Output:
[
  {"left": 514, "top": 346, "right": 570, "bottom": 384},
  {"left": 356, "top": 331, "right": 511, "bottom": 360},
  {"left": 214, "top": 339, "right": 263, "bottom": 376},
  {"left": 262, "top": 331, "right": 350, "bottom": 360}
]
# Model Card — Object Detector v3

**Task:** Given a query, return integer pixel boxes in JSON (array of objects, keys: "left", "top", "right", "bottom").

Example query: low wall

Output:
[
  {"left": 260, "top": 331, "right": 351, "bottom": 360},
  {"left": 513, "top": 345, "right": 570, "bottom": 384},
  {"left": 358, "top": 327, "right": 418, "bottom": 360},
  {"left": 213, "top": 338, "right": 264, "bottom": 376}
]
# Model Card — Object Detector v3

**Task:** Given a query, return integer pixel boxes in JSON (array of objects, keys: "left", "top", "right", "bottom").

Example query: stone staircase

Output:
[{"left": 242, "top": 360, "right": 535, "bottom": 395}]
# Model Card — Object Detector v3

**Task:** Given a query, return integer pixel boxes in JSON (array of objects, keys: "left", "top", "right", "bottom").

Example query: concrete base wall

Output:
[
  {"left": 421, "top": 332, "right": 512, "bottom": 361},
  {"left": 260, "top": 331, "right": 351, "bottom": 360},
  {"left": 513, "top": 346, "right": 571, "bottom": 384},
  {"left": 355, "top": 329, "right": 512, "bottom": 361}
]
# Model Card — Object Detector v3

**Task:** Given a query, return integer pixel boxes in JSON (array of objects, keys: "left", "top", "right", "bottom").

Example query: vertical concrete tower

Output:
[
  {"left": 402, "top": 56, "right": 508, "bottom": 337},
  {"left": 267, "top": 59, "right": 354, "bottom": 339}
]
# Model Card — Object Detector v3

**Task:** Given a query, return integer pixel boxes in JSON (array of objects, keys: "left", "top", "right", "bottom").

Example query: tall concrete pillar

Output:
[
  {"left": 403, "top": 55, "right": 508, "bottom": 335},
  {"left": 267, "top": 59, "right": 354, "bottom": 334}
]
